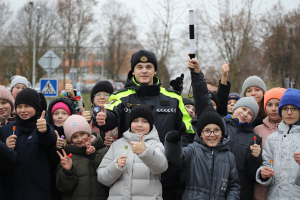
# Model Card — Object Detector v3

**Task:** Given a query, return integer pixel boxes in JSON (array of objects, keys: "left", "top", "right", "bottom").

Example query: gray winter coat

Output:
[
  {"left": 256, "top": 121, "right": 300, "bottom": 199},
  {"left": 165, "top": 133, "right": 240, "bottom": 200},
  {"left": 97, "top": 126, "right": 168, "bottom": 200}
]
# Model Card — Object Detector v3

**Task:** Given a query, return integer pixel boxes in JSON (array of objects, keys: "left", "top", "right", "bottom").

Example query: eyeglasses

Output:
[
  {"left": 94, "top": 93, "right": 111, "bottom": 98},
  {"left": 282, "top": 107, "right": 299, "bottom": 114},
  {"left": 202, "top": 129, "right": 222, "bottom": 137}
]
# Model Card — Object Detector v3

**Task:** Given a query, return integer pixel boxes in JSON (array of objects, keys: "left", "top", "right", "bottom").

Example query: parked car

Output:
[
  {"left": 115, "top": 82, "right": 124, "bottom": 90},
  {"left": 82, "top": 83, "right": 96, "bottom": 94}
]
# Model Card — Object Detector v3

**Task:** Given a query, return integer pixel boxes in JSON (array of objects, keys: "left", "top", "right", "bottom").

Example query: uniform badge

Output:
[
  {"left": 109, "top": 99, "right": 117, "bottom": 105},
  {"left": 140, "top": 56, "right": 148, "bottom": 62}
]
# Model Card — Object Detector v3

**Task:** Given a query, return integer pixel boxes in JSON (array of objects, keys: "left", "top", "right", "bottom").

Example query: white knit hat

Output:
[{"left": 9, "top": 75, "right": 29, "bottom": 91}]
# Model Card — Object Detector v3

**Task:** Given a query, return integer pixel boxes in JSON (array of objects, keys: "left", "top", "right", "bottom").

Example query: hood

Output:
[
  {"left": 194, "top": 127, "right": 230, "bottom": 152},
  {"left": 64, "top": 132, "right": 105, "bottom": 156},
  {"left": 263, "top": 116, "right": 280, "bottom": 131},
  {"left": 123, "top": 125, "right": 160, "bottom": 143},
  {"left": 48, "top": 97, "right": 76, "bottom": 126},
  {"left": 124, "top": 70, "right": 162, "bottom": 88}
]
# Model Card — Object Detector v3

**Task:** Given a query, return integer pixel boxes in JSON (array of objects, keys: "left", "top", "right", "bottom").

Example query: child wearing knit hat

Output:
[
  {"left": 97, "top": 105, "right": 168, "bottom": 199},
  {"left": 256, "top": 88, "right": 300, "bottom": 199},
  {"left": 9, "top": 75, "right": 29, "bottom": 99},
  {"left": 0, "top": 85, "right": 16, "bottom": 127},
  {"left": 165, "top": 106, "right": 240, "bottom": 199},
  {"left": 56, "top": 115, "right": 107, "bottom": 199},
  {"left": 241, "top": 76, "right": 267, "bottom": 128},
  {"left": 0, "top": 88, "right": 57, "bottom": 199},
  {"left": 227, "top": 93, "right": 240, "bottom": 114}
]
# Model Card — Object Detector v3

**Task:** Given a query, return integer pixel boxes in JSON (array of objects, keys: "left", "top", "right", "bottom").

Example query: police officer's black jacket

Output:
[
  {"left": 191, "top": 71, "right": 262, "bottom": 200},
  {"left": 93, "top": 71, "right": 194, "bottom": 143}
]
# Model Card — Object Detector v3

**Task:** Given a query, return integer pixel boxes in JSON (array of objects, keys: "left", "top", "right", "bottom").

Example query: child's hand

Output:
[
  {"left": 36, "top": 111, "right": 47, "bottom": 133},
  {"left": 250, "top": 144, "right": 261, "bottom": 157},
  {"left": 221, "top": 62, "right": 229, "bottom": 77},
  {"left": 65, "top": 80, "right": 75, "bottom": 98},
  {"left": 96, "top": 105, "right": 106, "bottom": 126},
  {"left": 57, "top": 149, "right": 72, "bottom": 171},
  {"left": 83, "top": 137, "right": 96, "bottom": 155},
  {"left": 6, "top": 135, "right": 17, "bottom": 150},
  {"left": 104, "top": 136, "right": 114, "bottom": 147},
  {"left": 130, "top": 135, "right": 146, "bottom": 154},
  {"left": 81, "top": 107, "right": 91, "bottom": 121},
  {"left": 294, "top": 152, "right": 300, "bottom": 164},
  {"left": 261, "top": 167, "right": 274, "bottom": 179},
  {"left": 117, "top": 155, "right": 127, "bottom": 168},
  {"left": 187, "top": 56, "right": 201, "bottom": 74},
  {"left": 55, "top": 130, "right": 64, "bottom": 149}
]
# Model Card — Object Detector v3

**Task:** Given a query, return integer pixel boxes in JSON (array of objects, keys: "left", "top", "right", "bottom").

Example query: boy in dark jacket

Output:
[
  {"left": 0, "top": 88, "right": 57, "bottom": 200},
  {"left": 187, "top": 58, "right": 262, "bottom": 200},
  {"left": 165, "top": 106, "right": 240, "bottom": 199}
]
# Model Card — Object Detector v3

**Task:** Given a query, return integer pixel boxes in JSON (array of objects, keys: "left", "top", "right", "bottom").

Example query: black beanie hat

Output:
[
  {"left": 90, "top": 81, "right": 114, "bottom": 103},
  {"left": 209, "top": 91, "right": 219, "bottom": 109},
  {"left": 170, "top": 73, "right": 184, "bottom": 93},
  {"left": 39, "top": 93, "right": 47, "bottom": 112},
  {"left": 128, "top": 105, "right": 155, "bottom": 132},
  {"left": 15, "top": 88, "right": 42, "bottom": 113},
  {"left": 197, "top": 106, "right": 225, "bottom": 137},
  {"left": 130, "top": 50, "right": 158, "bottom": 71},
  {"left": 182, "top": 98, "right": 194, "bottom": 107}
]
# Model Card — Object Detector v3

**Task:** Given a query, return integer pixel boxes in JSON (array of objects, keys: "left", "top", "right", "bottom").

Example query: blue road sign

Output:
[{"left": 40, "top": 78, "right": 58, "bottom": 97}]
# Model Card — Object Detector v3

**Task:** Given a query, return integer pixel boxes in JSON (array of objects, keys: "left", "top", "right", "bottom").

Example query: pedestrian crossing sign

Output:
[{"left": 40, "top": 78, "right": 58, "bottom": 97}]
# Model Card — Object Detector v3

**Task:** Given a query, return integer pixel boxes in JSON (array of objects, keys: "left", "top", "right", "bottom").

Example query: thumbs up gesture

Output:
[
  {"left": 55, "top": 130, "right": 64, "bottom": 149},
  {"left": 37, "top": 111, "right": 47, "bottom": 133},
  {"left": 83, "top": 137, "right": 96, "bottom": 155},
  {"left": 65, "top": 80, "right": 75, "bottom": 98},
  {"left": 96, "top": 105, "right": 106, "bottom": 126},
  {"left": 221, "top": 62, "right": 230, "bottom": 77},
  {"left": 130, "top": 135, "right": 146, "bottom": 154},
  {"left": 81, "top": 107, "right": 91, "bottom": 122}
]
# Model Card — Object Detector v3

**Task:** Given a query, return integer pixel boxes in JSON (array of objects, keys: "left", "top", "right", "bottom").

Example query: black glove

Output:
[
  {"left": 170, "top": 73, "right": 184, "bottom": 94},
  {"left": 166, "top": 126, "right": 186, "bottom": 143}
]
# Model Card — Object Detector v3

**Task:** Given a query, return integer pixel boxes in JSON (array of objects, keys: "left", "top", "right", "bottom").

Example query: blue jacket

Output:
[{"left": 0, "top": 121, "right": 56, "bottom": 200}]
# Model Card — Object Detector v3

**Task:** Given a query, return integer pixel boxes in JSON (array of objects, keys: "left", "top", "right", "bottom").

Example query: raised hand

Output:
[
  {"left": 250, "top": 144, "right": 261, "bottom": 158},
  {"left": 83, "top": 137, "right": 96, "bottom": 155},
  {"left": 117, "top": 155, "right": 127, "bottom": 168},
  {"left": 294, "top": 152, "right": 300, "bottom": 164},
  {"left": 130, "top": 135, "right": 146, "bottom": 154},
  {"left": 221, "top": 62, "right": 230, "bottom": 77},
  {"left": 104, "top": 136, "right": 114, "bottom": 147},
  {"left": 65, "top": 80, "right": 75, "bottom": 98},
  {"left": 261, "top": 167, "right": 274, "bottom": 179},
  {"left": 187, "top": 54, "right": 201, "bottom": 74},
  {"left": 57, "top": 149, "right": 72, "bottom": 171},
  {"left": 96, "top": 105, "right": 106, "bottom": 126},
  {"left": 55, "top": 130, "right": 64, "bottom": 149},
  {"left": 36, "top": 111, "right": 47, "bottom": 133},
  {"left": 6, "top": 134, "right": 17, "bottom": 150},
  {"left": 81, "top": 107, "right": 91, "bottom": 122}
]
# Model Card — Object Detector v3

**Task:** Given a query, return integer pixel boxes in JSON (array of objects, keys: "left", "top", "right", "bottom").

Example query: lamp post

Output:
[
  {"left": 99, "top": 42, "right": 107, "bottom": 80},
  {"left": 30, "top": 2, "right": 40, "bottom": 88}
]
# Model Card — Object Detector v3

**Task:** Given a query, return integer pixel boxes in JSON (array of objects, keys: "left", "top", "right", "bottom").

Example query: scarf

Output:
[{"left": 16, "top": 113, "right": 39, "bottom": 133}]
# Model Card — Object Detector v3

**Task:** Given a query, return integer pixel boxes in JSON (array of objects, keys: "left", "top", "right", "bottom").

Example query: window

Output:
[{"left": 93, "top": 66, "right": 101, "bottom": 74}]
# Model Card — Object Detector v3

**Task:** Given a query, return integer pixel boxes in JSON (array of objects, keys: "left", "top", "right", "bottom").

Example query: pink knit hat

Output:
[
  {"left": 0, "top": 85, "right": 14, "bottom": 113},
  {"left": 264, "top": 87, "right": 287, "bottom": 112},
  {"left": 63, "top": 115, "right": 92, "bottom": 143},
  {"left": 51, "top": 102, "right": 71, "bottom": 116}
]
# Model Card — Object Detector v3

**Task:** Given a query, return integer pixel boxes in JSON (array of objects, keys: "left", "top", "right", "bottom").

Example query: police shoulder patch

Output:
[{"left": 108, "top": 99, "right": 117, "bottom": 104}]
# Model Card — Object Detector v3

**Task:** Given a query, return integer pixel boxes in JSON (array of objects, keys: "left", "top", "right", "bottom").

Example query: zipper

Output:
[
  {"left": 283, "top": 125, "right": 292, "bottom": 142},
  {"left": 210, "top": 148, "right": 215, "bottom": 199}
]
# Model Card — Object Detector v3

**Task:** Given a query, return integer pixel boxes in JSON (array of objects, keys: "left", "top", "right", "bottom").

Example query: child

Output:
[
  {"left": 188, "top": 58, "right": 262, "bottom": 200},
  {"left": 56, "top": 115, "right": 107, "bottom": 200},
  {"left": 9, "top": 75, "right": 29, "bottom": 100},
  {"left": 256, "top": 88, "right": 300, "bottom": 199},
  {"left": 64, "top": 80, "right": 83, "bottom": 114},
  {"left": 0, "top": 88, "right": 56, "bottom": 200},
  {"left": 0, "top": 86, "right": 16, "bottom": 127},
  {"left": 165, "top": 106, "right": 240, "bottom": 199},
  {"left": 228, "top": 93, "right": 240, "bottom": 114},
  {"left": 97, "top": 105, "right": 168, "bottom": 199},
  {"left": 182, "top": 98, "right": 197, "bottom": 145},
  {"left": 241, "top": 76, "right": 267, "bottom": 128},
  {"left": 89, "top": 80, "right": 118, "bottom": 147},
  {"left": 252, "top": 87, "right": 286, "bottom": 200}
]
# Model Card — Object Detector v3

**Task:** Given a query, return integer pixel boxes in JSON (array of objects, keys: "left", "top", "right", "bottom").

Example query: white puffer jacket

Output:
[
  {"left": 256, "top": 121, "right": 300, "bottom": 200},
  {"left": 97, "top": 126, "right": 168, "bottom": 200}
]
